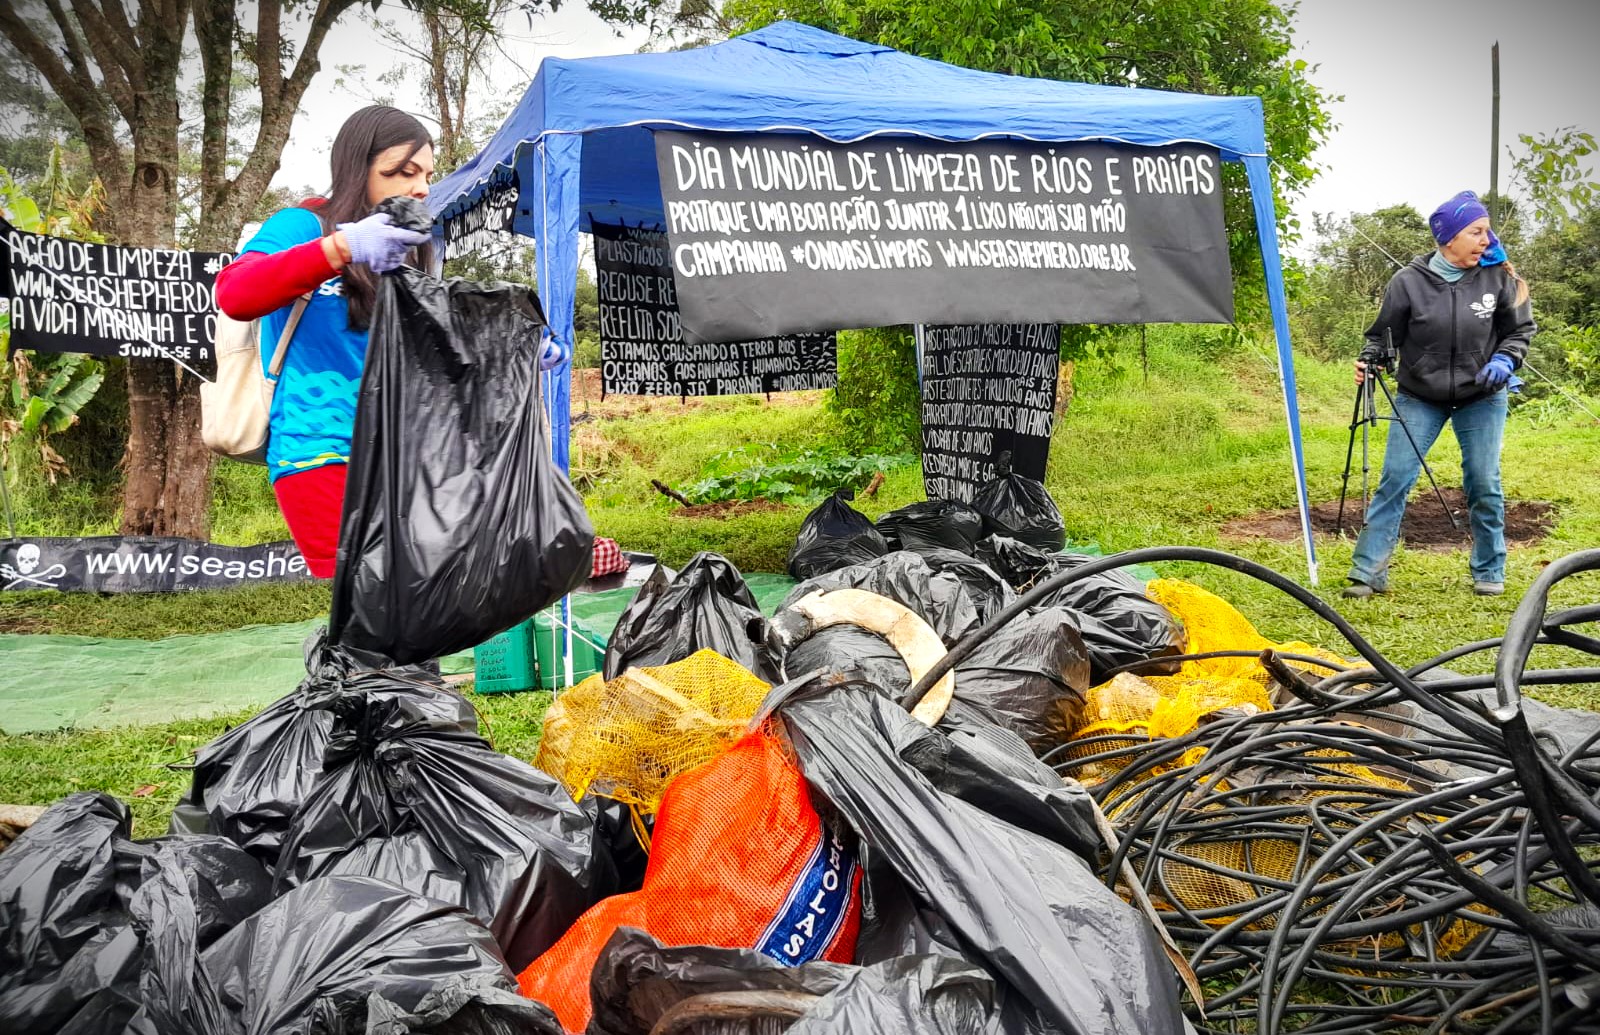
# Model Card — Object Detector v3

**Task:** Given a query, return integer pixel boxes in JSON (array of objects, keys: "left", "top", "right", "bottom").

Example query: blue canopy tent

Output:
[{"left": 430, "top": 20, "right": 1319, "bottom": 585}]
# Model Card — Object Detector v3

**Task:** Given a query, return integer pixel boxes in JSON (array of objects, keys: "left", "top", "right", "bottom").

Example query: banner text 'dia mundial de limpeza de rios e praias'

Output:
[{"left": 652, "top": 131, "right": 1233, "bottom": 345}]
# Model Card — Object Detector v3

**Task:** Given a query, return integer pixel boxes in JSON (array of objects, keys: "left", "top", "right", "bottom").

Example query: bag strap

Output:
[{"left": 265, "top": 294, "right": 312, "bottom": 380}]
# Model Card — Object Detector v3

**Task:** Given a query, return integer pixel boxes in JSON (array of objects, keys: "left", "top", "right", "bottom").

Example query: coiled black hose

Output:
[{"left": 1011, "top": 546, "right": 1600, "bottom": 1034}]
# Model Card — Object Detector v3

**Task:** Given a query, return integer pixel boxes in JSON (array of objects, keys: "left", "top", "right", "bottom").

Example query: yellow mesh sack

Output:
[
  {"left": 1069, "top": 672, "right": 1270, "bottom": 751},
  {"left": 1066, "top": 583, "right": 1487, "bottom": 956},
  {"left": 535, "top": 649, "right": 772, "bottom": 816},
  {"left": 1145, "top": 578, "right": 1346, "bottom": 685}
]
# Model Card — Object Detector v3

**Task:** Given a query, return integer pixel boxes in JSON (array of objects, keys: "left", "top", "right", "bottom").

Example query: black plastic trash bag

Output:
[
  {"left": 328, "top": 264, "right": 594, "bottom": 665},
  {"left": 777, "top": 557, "right": 1086, "bottom": 753},
  {"left": 972, "top": 539, "right": 1185, "bottom": 685},
  {"left": 271, "top": 685, "right": 615, "bottom": 972},
  {"left": 783, "top": 624, "right": 916, "bottom": 700},
  {"left": 918, "top": 548, "right": 1017, "bottom": 623},
  {"left": 874, "top": 499, "right": 984, "bottom": 556},
  {"left": 938, "top": 607, "right": 1091, "bottom": 754},
  {"left": 141, "top": 875, "right": 563, "bottom": 1035},
  {"left": 602, "top": 552, "right": 784, "bottom": 682},
  {"left": 787, "top": 954, "right": 997, "bottom": 1035},
  {"left": 787, "top": 490, "right": 890, "bottom": 579},
  {"left": 586, "top": 927, "right": 994, "bottom": 1035},
  {"left": 779, "top": 684, "right": 1186, "bottom": 1035},
  {"left": 1030, "top": 552, "right": 1184, "bottom": 684},
  {"left": 596, "top": 800, "right": 652, "bottom": 895},
  {"left": 168, "top": 630, "right": 476, "bottom": 870},
  {"left": 0, "top": 792, "right": 272, "bottom": 1035},
  {"left": 778, "top": 551, "right": 983, "bottom": 645},
  {"left": 974, "top": 534, "right": 1057, "bottom": 590},
  {"left": 971, "top": 456, "right": 1065, "bottom": 552},
  {"left": 783, "top": 615, "right": 1092, "bottom": 758}
]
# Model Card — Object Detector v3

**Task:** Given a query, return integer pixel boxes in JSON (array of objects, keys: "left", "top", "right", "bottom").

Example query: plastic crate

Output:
[
  {"left": 531, "top": 611, "right": 604, "bottom": 690},
  {"left": 472, "top": 619, "right": 540, "bottom": 694}
]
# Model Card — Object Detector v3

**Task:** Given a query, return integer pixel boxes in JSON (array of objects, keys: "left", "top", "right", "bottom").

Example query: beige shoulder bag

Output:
[{"left": 201, "top": 296, "right": 310, "bottom": 465}]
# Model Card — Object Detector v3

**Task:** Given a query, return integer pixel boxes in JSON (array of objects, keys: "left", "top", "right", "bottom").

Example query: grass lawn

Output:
[{"left": 2, "top": 330, "right": 1597, "bottom": 838}]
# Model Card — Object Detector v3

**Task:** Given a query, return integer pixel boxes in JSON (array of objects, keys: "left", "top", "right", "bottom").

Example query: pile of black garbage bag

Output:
[
  {"left": 1, "top": 633, "right": 610, "bottom": 1035},
  {"left": 3, "top": 567, "right": 1190, "bottom": 1035},
  {"left": 1, "top": 243, "right": 1196, "bottom": 1035},
  {"left": 2, "top": 255, "right": 604, "bottom": 1035},
  {"left": 777, "top": 478, "right": 1183, "bottom": 733}
]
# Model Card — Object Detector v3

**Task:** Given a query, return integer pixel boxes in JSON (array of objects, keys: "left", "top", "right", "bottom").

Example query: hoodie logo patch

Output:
[{"left": 1470, "top": 293, "right": 1496, "bottom": 320}]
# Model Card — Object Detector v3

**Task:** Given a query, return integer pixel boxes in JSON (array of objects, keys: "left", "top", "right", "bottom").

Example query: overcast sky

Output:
[
  {"left": 1290, "top": 0, "right": 1599, "bottom": 228},
  {"left": 275, "top": 0, "right": 1599, "bottom": 245}
]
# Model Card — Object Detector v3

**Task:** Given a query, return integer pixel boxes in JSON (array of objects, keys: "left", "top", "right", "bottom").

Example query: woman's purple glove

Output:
[
  {"left": 1475, "top": 354, "right": 1515, "bottom": 390},
  {"left": 336, "top": 212, "right": 430, "bottom": 273}
]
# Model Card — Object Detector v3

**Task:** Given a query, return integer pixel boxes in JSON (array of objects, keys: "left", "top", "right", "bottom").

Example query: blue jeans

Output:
[{"left": 1349, "top": 389, "right": 1507, "bottom": 589}]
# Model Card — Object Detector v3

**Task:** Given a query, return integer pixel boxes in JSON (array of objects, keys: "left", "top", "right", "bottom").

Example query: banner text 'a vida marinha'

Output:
[
  {"left": 652, "top": 131, "right": 1233, "bottom": 345},
  {"left": 2, "top": 218, "right": 230, "bottom": 377}
]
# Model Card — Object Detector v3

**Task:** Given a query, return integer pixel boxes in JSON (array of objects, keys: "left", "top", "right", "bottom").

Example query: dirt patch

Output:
[
  {"left": 667, "top": 499, "right": 792, "bottom": 520},
  {"left": 0, "top": 612, "right": 49, "bottom": 634},
  {"left": 1222, "top": 487, "right": 1555, "bottom": 551}
]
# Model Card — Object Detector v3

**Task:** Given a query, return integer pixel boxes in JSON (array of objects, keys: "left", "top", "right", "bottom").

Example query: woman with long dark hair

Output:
[{"left": 216, "top": 106, "right": 435, "bottom": 577}]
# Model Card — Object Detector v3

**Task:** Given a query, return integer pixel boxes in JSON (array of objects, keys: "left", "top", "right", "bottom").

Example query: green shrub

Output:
[
  {"left": 1560, "top": 324, "right": 1600, "bottom": 394},
  {"left": 572, "top": 331, "right": 601, "bottom": 369},
  {"left": 592, "top": 504, "right": 805, "bottom": 572},
  {"left": 824, "top": 326, "right": 922, "bottom": 453},
  {"left": 682, "top": 447, "right": 915, "bottom": 504}
]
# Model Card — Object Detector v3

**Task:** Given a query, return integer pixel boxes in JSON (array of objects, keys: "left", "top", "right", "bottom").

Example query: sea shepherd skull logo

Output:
[{"left": 2, "top": 543, "right": 67, "bottom": 590}]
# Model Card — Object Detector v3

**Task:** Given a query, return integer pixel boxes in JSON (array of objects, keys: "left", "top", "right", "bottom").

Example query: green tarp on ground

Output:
[
  {"left": 1, "top": 620, "right": 321, "bottom": 735},
  {"left": 0, "top": 621, "right": 477, "bottom": 736},
  {"left": 0, "top": 575, "right": 800, "bottom": 735},
  {"left": 0, "top": 553, "right": 1142, "bottom": 735}
]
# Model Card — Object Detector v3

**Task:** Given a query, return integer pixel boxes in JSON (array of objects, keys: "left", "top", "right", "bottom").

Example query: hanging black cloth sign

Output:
[
  {"left": 920, "top": 323, "right": 1058, "bottom": 502},
  {"left": 653, "top": 131, "right": 1233, "bottom": 345},
  {"left": 441, "top": 170, "right": 521, "bottom": 260},
  {"left": 592, "top": 220, "right": 836, "bottom": 396},
  {"left": 0, "top": 537, "right": 313, "bottom": 594},
  {"left": 2, "top": 218, "right": 229, "bottom": 377}
]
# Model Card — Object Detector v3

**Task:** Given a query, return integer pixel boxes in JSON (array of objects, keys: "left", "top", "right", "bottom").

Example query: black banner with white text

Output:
[
  {"left": 653, "top": 131, "right": 1233, "bottom": 344},
  {"left": 593, "top": 220, "right": 835, "bottom": 396},
  {"left": 0, "top": 537, "right": 314, "bottom": 593},
  {"left": 2, "top": 219, "right": 230, "bottom": 377},
  {"left": 919, "top": 323, "right": 1058, "bottom": 502},
  {"left": 442, "top": 170, "right": 521, "bottom": 260}
]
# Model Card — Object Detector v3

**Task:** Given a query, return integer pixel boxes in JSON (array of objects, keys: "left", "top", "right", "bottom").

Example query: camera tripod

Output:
[{"left": 1335, "top": 358, "right": 1461, "bottom": 537}]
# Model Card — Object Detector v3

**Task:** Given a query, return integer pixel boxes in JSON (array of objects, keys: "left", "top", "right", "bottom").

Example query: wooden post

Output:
[{"left": 1490, "top": 42, "right": 1501, "bottom": 225}]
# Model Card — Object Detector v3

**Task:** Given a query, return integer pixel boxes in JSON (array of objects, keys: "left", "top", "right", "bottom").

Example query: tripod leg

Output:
[
  {"left": 1374, "top": 375, "right": 1462, "bottom": 532},
  {"left": 1361, "top": 380, "right": 1373, "bottom": 520},
  {"left": 1335, "top": 383, "right": 1367, "bottom": 535}
]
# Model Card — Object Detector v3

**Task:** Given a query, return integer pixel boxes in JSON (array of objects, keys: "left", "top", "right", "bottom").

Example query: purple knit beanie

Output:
[{"left": 1429, "top": 190, "right": 1490, "bottom": 245}]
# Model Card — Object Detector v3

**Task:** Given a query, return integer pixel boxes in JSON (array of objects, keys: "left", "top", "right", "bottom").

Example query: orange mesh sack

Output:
[{"left": 517, "top": 729, "right": 862, "bottom": 1032}]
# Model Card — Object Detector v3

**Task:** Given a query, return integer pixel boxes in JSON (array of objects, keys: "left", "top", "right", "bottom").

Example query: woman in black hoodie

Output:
[{"left": 1345, "top": 190, "right": 1534, "bottom": 599}]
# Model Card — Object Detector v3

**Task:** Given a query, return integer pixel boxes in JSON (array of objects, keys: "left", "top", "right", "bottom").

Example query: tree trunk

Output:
[
  {"left": 121, "top": 366, "right": 212, "bottom": 537},
  {"left": 118, "top": 39, "right": 212, "bottom": 539},
  {"left": 2, "top": 0, "right": 360, "bottom": 541}
]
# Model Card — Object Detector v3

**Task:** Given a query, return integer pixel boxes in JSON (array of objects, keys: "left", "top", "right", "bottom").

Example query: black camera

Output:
[{"left": 1370, "top": 328, "right": 1399, "bottom": 373}]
